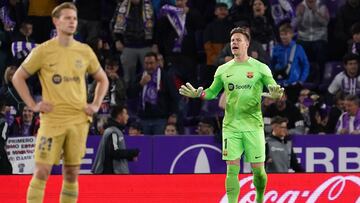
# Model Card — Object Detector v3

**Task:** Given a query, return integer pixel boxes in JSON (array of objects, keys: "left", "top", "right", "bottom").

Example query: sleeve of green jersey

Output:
[
  {"left": 203, "top": 75, "right": 223, "bottom": 100},
  {"left": 261, "top": 64, "right": 277, "bottom": 86}
]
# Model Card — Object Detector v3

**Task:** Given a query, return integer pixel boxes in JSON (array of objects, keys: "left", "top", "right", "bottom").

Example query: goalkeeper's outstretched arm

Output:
[{"left": 179, "top": 76, "right": 223, "bottom": 100}]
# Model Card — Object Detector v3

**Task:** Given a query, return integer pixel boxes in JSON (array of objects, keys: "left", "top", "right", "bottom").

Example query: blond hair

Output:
[
  {"left": 230, "top": 27, "right": 251, "bottom": 42},
  {"left": 279, "top": 23, "right": 293, "bottom": 33},
  {"left": 51, "top": 2, "right": 77, "bottom": 18}
]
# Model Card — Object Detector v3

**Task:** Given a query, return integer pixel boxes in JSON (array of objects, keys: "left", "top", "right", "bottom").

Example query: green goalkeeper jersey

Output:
[{"left": 203, "top": 57, "right": 277, "bottom": 132}]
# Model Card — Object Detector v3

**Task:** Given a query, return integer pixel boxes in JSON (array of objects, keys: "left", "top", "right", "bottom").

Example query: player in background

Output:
[
  {"left": 179, "top": 27, "right": 283, "bottom": 203},
  {"left": 12, "top": 2, "right": 109, "bottom": 203}
]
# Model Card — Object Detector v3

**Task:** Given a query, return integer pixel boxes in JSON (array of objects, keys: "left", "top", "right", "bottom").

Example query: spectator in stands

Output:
[
  {"left": 0, "top": 0, "right": 25, "bottom": 32},
  {"left": 11, "top": 21, "right": 37, "bottom": 65},
  {"left": 327, "top": 53, "right": 360, "bottom": 96},
  {"left": 11, "top": 20, "right": 35, "bottom": 43},
  {"left": 156, "top": 0, "right": 205, "bottom": 113},
  {"left": 75, "top": 0, "right": 101, "bottom": 43},
  {"left": 187, "top": 0, "right": 216, "bottom": 24},
  {"left": 228, "top": 0, "right": 252, "bottom": 24},
  {"left": 101, "top": 0, "right": 119, "bottom": 32},
  {"left": 89, "top": 36, "right": 112, "bottom": 67},
  {"left": 336, "top": 94, "right": 360, "bottom": 135},
  {"left": 348, "top": 22, "right": 360, "bottom": 55},
  {"left": 111, "top": 0, "right": 155, "bottom": 87},
  {"left": 27, "top": 0, "right": 57, "bottom": 43},
  {"left": 334, "top": 0, "right": 360, "bottom": 58},
  {"left": 167, "top": 113, "right": 184, "bottom": 134},
  {"left": 129, "top": 52, "right": 173, "bottom": 135},
  {"left": 0, "top": 29, "right": 9, "bottom": 81},
  {"left": 0, "top": 65, "right": 24, "bottom": 113},
  {"left": 157, "top": 53, "right": 165, "bottom": 69},
  {"left": 89, "top": 56, "right": 126, "bottom": 135},
  {"left": 203, "top": 3, "right": 232, "bottom": 67},
  {"left": 261, "top": 97, "right": 275, "bottom": 113},
  {"left": 249, "top": 0, "right": 276, "bottom": 54},
  {"left": 92, "top": 105, "right": 140, "bottom": 174},
  {"left": 128, "top": 121, "right": 144, "bottom": 136},
  {"left": 196, "top": 117, "right": 216, "bottom": 135},
  {"left": 89, "top": 56, "right": 127, "bottom": 108},
  {"left": 308, "top": 93, "right": 329, "bottom": 134},
  {"left": 214, "top": 20, "right": 270, "bottom": 66},
  {"left": 295, "top": 0, "right": 330, "bottom": 82},
  {"left": 263, "top": 92, "right": 305, "bottom": 135},
  {"left": 164, "top": 123, "right": 178, "bottom": 135},
  {"left": 202, "top": 3, "right": 233, "bottom": 86},
  {"left": 271, "top": 23, "right": 309, "bottom": 102},
  {"left": 269, "top": 0, "right": 296, "bottom": 26},
  {"left": 9, "top": 105, "right": 39, "bottom": 137},
  {"left": 152, "top": 0, "right": 176, "bottom": 17},
  {"left": 0, "top": 99, "right": 12, "bottom": 174},
  {"left": 326, "top": 92, "right": 346, "bottom": 133},
  {"left": 295, "top": 88, "right": 311, "bottom": 130},
  {"left": 265, "top": 116, "right": 304, "bottom": 173}
]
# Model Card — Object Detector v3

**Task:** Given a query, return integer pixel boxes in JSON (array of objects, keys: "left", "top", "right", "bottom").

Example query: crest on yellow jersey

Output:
[{"left": 75, "top": 59, "right": 83, "bottom": 69}]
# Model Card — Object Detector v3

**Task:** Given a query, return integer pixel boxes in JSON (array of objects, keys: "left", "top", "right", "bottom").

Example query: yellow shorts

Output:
[{"left": 34, "top": 122, "right": 90, "bottom": 166}]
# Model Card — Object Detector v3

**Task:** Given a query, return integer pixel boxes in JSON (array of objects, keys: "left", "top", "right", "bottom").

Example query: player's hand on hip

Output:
[
  {"left": 31, "top": 101, "right": 53, "bottom": 113},
  {"left": 262, "top": 84, "right": 284, "bottom": 99},
  {"left": 179, "top": 82, "right": 203, "bottom": 98},
  {"left": 84, "top": 103, "right": 100, "bottom": 116}
]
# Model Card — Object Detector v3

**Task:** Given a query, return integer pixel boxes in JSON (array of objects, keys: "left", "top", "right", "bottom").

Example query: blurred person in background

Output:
[
  {"left": 0, "top": 99, "right": 12, "bottom": 174},
  {"left": 0, "top": 65, "right": 24, "bottom": 115},
  {"left": 348, "top": 22, "right": 360, "bottom": 55},
  {"left": 196, "top": 117, "right": 216, "bottom": 135},
  {"left": 164, "top": 123, "right": 178, "bottom": 135},
  {"left": 327, "top": 53, "right": 360, "bottom": 97},
  {"left": 129, "top": 52, "right": 174, "bottom": 135},
  {"left": 336, "top": 94, "right": 360, "bottom": 135},
  {"left": 326, "top": 92, "right": 346, "bottom": 133},
  {"left": 265, "top": 116, "right": 304, "bottom": 173},
  {"left": 128, "top": 121, "right": 144, "bottom": 136},
  {"left": 9, "top": 105, "right": 39, "bottom": 137},
  {"left": 263, "top": 92, "right": 305, "bottom": 135},
  {"left": 271, "top": 23, "right": 309, "bottom": 102},
  {"left": 92, "top": 105, "right": 140, "bottom": 174},
  {"left": 295, "top": 0, "right": 330, "bottom": 80},
  {"left": 111, "top": 0, "right": 155, "bottom": 86}
]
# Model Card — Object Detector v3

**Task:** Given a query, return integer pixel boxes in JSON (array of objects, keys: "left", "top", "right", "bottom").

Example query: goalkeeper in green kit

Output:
[{"left": 179, "top": 27, "right": 283, "bottom": 203}]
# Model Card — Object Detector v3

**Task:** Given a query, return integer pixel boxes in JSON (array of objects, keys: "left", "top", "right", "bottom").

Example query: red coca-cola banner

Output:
[{"left": 1, "top": 173, "right": 359, "bottom": 203}]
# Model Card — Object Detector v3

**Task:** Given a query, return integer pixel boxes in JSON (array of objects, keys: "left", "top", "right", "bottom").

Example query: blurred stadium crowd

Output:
[{"left": 0, "top": 0, "right": 359, "bottom": 138}]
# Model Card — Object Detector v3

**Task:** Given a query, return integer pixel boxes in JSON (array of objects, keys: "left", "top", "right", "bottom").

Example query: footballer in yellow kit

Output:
[{"left": 21, "top": 38, "right": 100, "bottom": 165}]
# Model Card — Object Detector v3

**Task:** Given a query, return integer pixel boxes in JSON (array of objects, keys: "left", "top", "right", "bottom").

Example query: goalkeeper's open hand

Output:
[
  {"left": 179, "top": 82, "right": 203, "bottom": 98},
  {"left": 262, "top": 84, "right": 284, "bottom": 99}
]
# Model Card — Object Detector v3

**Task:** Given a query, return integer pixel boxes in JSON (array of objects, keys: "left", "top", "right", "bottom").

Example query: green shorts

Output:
[{"left": 222, "top": 130, "right": 265, "bottom": 163}]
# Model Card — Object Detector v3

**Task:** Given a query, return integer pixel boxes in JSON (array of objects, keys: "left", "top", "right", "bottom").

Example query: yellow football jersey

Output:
[{"left": 21, "top": 38, "right": 100, "bottom": 125}]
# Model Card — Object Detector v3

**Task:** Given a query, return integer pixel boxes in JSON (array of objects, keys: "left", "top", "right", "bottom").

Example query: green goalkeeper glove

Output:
[
  {"left": 262, "top": 84, "right": 284, "bottom": 99},
  {"left": 179, "top": 82, "right": 204, "bottom": 98}
]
